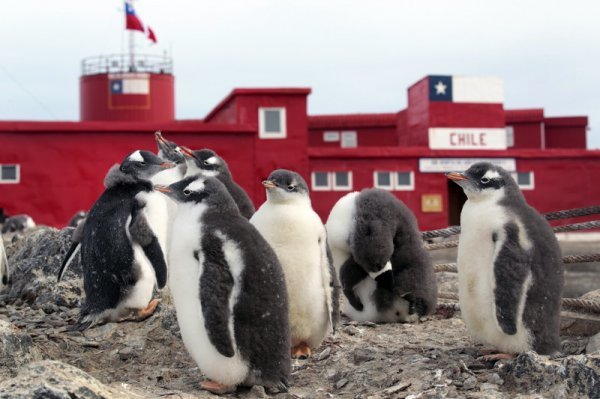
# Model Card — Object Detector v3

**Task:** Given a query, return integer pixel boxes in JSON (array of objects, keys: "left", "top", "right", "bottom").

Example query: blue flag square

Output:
[
  {"left": 110, "top": 80, "right": 123, "bottom": 94},
  {"left": 429, "top": 75, "right": 452, "bottom": 102}
]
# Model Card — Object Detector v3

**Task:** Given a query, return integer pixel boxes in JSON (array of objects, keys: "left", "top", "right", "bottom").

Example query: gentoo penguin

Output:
[
  {"left": 250, "top": 169, "right": 339, "bottom": 358},
  {"left": 326, "top": 188, "right": 437, "bottom": 323},
  {"left": 0, "top": 238, "right": 9, "bottom": 290},
  {"left": 157, "top": 175, "right": 290, "bottom": 394},
  {"left": 1, "top": 214, "right": 36, "bottom": 240},
  {"left": 180, "top": 147, "right": 255, "bottom": 219},
  {"left": 153, "top": 131, "right": 188, "bottom": 185},
  {"left": 67, "top": 210, "right": 87, "bottom": 228},
  {"left": 447, "top": 162, "right": 564, "bottom": 356},
  {"left": 67, "top": 151, "right": 175, "bottom": 330}
]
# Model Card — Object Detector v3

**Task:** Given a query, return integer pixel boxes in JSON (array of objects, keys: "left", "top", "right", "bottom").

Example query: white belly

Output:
[
  {"left": 251, "top": 204, "right": 330, "bottom": 347},
  {"left": 457, "top": 199, "right": 532, "bottom": 352},
  {"left": 169, "top": 204, "right": 248, "bottom": 386}
]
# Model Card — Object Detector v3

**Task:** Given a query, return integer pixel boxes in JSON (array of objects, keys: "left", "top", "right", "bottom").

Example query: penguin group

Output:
[{"left": 54, "top": 128, "right": 564, "bottom": 393}]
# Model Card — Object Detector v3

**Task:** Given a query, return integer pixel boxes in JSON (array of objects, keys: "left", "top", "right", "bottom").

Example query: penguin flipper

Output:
[
  {"left": 129, "top": 210, "right": 168, "bottom": 289},
  {"left": 339, "top": 255, "right": 368, "bottom": 311},
  {"left": 57, "top": 242, "right": 80, "bottom": 282},
  {"left": 200, "top": 239, "right": 236, "bottom": 358},
  {"left": 325, "top": 238, "right": 341, "bottom": 333},
  {"left": 1, "top": 239, "right": 9, "bottom": 287},
  {"left": 493, "top": 222, "right": 531, "bottom": 336}
]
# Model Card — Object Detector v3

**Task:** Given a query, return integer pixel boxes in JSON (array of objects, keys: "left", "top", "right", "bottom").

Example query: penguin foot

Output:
[
  {"left": 200, "top": 380, "right": 236, "bottom": 394},
  {"left": 118, "top": 299, "right": 160, "bottom": 323},
  {"left": 291, "top": 342, "right": 312, "bottom": 359}
]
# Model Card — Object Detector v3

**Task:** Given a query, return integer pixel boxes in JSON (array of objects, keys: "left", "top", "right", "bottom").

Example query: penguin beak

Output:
[
  {"left": 155, "top": 131, "right": 166, "bottom": 143},
  {"left": 446, "top": 172, "right": 469, "bottom": 181},
  {"left": 262, "top": 180, "right": 277, "bottom": 189},
  {"left": 154, "top": 185, "right": 171, "bottom": 193},
  {"left": 180, "top": 146, "right": 196, "bottom": 159},
  {"left": 160, "top": 162, "right": 176, "bottom": 169}
]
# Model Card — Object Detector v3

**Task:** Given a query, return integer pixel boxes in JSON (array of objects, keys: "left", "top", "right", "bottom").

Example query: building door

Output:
[{"left": 448, "top": 179, "right": 467, "bottom": 226}]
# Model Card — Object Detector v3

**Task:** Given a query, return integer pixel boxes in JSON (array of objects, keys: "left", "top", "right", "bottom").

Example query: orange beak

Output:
[
  {"left": 155, "top": 131, "right": 167, "bottom": 145},
  {"left": 262, "top": 180, "right": 277, "bottom": 189},
  {"left": 446, "top": 172, "right": 468, "bottom": 181},
  {"left": 180, "top": 146, "right": 196, "bottom": 159},
  {"left": 154, "top": 185, "right": 171, "bottom": 193},
  {"left": 160, "top": 162, "right": 176, "bottom": 169}
]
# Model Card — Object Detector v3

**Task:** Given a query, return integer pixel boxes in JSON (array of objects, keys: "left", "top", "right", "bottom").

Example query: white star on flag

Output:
[{"left": 435, "top": 81, "right": 447, "bottom": 95}]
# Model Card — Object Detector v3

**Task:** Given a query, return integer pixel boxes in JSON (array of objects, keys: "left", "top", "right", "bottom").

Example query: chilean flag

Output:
[{"left": 125, "top": 2, "right": 157, "bottom": 43}]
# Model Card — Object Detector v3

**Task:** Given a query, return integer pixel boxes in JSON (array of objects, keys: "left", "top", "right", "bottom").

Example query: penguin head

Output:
[
  {"left": 155, "top": 131, "right": 185, "bottom": 164},
  {"left": 263, "top": 169, "right": 309, "bottom": 204},
  {"left": 156, "top": 175, "right": 239, "bottom": 214},
  {"left": 446, "top": 162, "right": 518, "bottom": 200},
  {"left": 179, "top": 147, "right": 230, "bottom": 178},
  {"left": 120, "top": 150, "right": 176, "bottom": 181}
]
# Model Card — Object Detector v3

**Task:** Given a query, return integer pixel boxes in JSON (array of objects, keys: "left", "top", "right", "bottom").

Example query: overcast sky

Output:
[{"left": 1, "top": 1, "right": 599, "bottom": 148}]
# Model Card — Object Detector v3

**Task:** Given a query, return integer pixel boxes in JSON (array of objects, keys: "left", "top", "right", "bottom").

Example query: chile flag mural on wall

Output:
[{"left": 125, "top": 2, "right": 157, "bottom": 43}]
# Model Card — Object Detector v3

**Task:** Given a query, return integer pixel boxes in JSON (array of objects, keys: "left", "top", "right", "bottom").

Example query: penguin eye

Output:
[
  {"left": 138, "top": 161, "right": 146, "bottom": 166},
  {"left": 481, "top": 177, "right": 490, "bottom": 184},
  {"left": 287, "top": 185, "right": 295, "bottom": 192},
  {"left": 203, "top": 160, "right": 210, "bottom": 166},
  {"left": 183, "top": 189, "right": 192, "bottom": 196}
]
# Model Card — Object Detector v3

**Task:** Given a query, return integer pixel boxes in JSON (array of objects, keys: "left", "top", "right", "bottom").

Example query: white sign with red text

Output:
[{"left": 428, "top": 127, "right": 507, "bottom": 150}]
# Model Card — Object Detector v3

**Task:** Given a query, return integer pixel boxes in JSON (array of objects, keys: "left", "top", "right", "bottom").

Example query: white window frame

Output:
[
  {"left": 395, "top": 171, "right": 415, "bottom": 191},
  {"left": 506, "top": 125, "right": 515, "bottom": 148},
  {"left": 311, "top": 171, "right": 331, "bottom": 191},
  {"left": 259, "top": 107, "right": 287, "bottom": 139},
  {"left": 374, "top": 171, "right": 394, "bottom": 190},
  {"left": 513, "top": 171, "right": 535, "bottom": 190},
  {"left": 332, "top": 171, "right": 353, "bottom": 191},
  {"left": 0, "top": 164, "right": 20, "bottom": 184},
  {"left": 323, "top": 131, "right": 340, "bottom": 142}
]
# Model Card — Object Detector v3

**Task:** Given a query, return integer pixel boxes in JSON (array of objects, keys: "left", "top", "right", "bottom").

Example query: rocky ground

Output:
[{"left": 0, "top": 227, "right": 599, "bottom": 398}]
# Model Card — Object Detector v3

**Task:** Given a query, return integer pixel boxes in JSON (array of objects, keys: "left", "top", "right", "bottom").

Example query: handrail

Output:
[{"left": 81, "top": 54, "right": 173, "bottom": 76}]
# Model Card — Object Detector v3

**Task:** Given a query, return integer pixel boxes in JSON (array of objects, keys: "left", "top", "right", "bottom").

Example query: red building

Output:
[{"left": 0, "top": 57, "right": 598, "bottom": 231}]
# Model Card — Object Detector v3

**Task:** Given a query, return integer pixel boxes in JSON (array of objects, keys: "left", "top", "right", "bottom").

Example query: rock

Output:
[
  {"left": 0, "top": 360, "right": 143, "bottom": 398},
  {"left": 248, "top": 385, "right": 268, "bottom": 398},
  {"left": 500, "top": 351, "right": 600, "bottom": 398},
  {"left": 353, "top": 348, "right": 375, "bottom": 364},
  {"left": 317, "top": 347, "right": 331, "bottom": 361},
  {"left": 335, "top": 378, "right": 348, "bottom": 389},
  {"left": 0, "top": 320, "right": 41, "bottom": 378},
  {"left": 462, "top": 376, "right": 477, "bottom": 390},
  {"left": 586, "top": 332, "right": 600, "bottom": 354},
  {"left": 0, "top": 227, "right": 83, "bottom": 309}
]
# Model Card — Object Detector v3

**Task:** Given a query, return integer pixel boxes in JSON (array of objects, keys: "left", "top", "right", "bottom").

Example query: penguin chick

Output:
[
  {"left": 180, "top": 147, "right": 255, "bottom": 219},
  {"left": 70, "top": 150, "right": 175, "bottom": 330},
  {"left": 157, "top": 175, "right": 290, "bottom": 394},
  {"left": 250, "top": 169, "right": 339, "bottom": 359},
  {"left": 447, "top": 162, "right": 564, "bottom": 356},
  {"left": 1, "top": 214, "right": 36, "bottom": 240},
  {"left": 153, "top": 131, "right": 188, "bottom": 185},
  {"left": 326, "top": 189, "right": 437, "bottom": 323}
]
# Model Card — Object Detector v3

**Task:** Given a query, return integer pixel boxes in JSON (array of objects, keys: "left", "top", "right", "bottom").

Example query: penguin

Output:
[
  {"left": 67, "top": 150, "right": 175, "bottom": 330},
  {"left": 153, "top": 131, "right": 188, "bottom": 185},
  {"left": 67, "top": 211, "right": 87, "bottom": 228},
  {"left": 1, "top": 214, "right": 36, "bottom": 240},
  {"left": 156, "top": 175, "right": 290, "bottom": 394},
  {"left": 447, "top": 162, "right": 564, "bottom": 356},
  {"left": 250, "top": 169, "right": 339, "bottom": 358},
  {"left": 180, "top": 147, "right": 255, "bottom": 219},
  {"left": 0, "top": 237, "right": 9, "bottom": 290},
  {"left": 326, "top": 189, "right": 437, "bottom": 323}
]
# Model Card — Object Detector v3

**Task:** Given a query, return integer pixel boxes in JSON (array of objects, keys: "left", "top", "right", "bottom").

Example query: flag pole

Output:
[{"left": 129, "top": 30, "right": 135, "bottom": 72}]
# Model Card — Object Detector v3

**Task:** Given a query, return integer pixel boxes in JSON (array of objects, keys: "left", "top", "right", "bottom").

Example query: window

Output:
[
  {"left": 333, "top": 171, "right": 352, "bottom": 191},
  {"left": 374, "top": 170, "right": 414, "bottom": 191},
  {"left": 323, "top": 131, "right": 340, "bottom": 142},
  {"left": 311, "top": 171, "right": 353, "bottom": 191},
  {"left": 340, "top": 131, "right": 357, "bottom": 148},
  {"left": 374, "top": 171, "right": 393, "bottom": 189},
  {"left": 0, "top": 165, "right": 19, "bottom": 183},
  {"left": 259, "top": 107, "right": 286, "bottom": 139},
  {"left": 396, "top": 171, "right": 415, "bottom": 190},
  {"left": 515, "top": 171, "right": 534, "bottom": 190},
  {"left": 312, "top": 171, "right": 331, "bottom": 191}
]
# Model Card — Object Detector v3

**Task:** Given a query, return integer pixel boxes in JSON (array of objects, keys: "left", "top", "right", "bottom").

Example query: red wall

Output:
[
  {"left": 406, "top": 77, "right": 430, "bottom": 147},
  {"left": 308, "top": 126, "right": 398, "bottom": 147},
  {"left": 80, "top": 73, "right": 175, "bottom": 122},
  {"left": 512, "top": 122, "right": 543, "bottom": 149},
  {"left": 0, "top": 129, "right": 254, "bottom": 227},
  {"left": 544, "top": 117, "right": 588, "bottom": 149}
]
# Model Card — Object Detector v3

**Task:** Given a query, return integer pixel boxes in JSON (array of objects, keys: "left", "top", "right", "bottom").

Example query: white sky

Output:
[{"left": 0, "top": 0, "right": 599, "bottom": 148}]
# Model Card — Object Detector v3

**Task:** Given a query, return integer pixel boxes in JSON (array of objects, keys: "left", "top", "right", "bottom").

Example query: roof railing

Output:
[{"left": 81, "top": 54, "right": 173, "bottom": 76}]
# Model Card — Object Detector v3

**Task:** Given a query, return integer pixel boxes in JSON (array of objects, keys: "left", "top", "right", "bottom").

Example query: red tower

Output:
[{"left": 80, "top": 54, "right": 175, "bottom": 122}]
